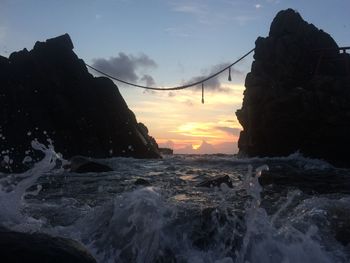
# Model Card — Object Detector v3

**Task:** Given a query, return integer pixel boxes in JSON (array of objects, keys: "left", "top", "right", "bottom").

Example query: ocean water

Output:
[{"left": 1, "top": 141, "right": 350, "bottom": 263}]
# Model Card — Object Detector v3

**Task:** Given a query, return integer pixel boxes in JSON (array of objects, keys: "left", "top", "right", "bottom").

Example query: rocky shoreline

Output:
[{"left": 0, "top": 229, "right": 96, "bottom": 263}]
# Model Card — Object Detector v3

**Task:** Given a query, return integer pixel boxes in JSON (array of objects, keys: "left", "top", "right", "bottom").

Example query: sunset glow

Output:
[
  {"left": 122, "top": 83, "right": 244, "bottom": 154},
  {"left": 2, "top": 0, "right": 348, "bottom": 154}
]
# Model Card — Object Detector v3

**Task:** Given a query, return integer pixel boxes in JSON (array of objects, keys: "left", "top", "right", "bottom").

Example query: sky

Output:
[{"left": 0, "top": 0, "right": 349, "bottom": 154}]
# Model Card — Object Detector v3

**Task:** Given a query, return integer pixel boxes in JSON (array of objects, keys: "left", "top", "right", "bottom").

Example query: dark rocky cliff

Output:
[
  {"left": 236, "top": 9, "right": 350, "bottom": 166},
  {"left": 0, "top": 34, "right": 160, "bottom": 172}
]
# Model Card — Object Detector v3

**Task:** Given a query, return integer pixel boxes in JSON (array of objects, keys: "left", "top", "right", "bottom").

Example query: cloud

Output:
[
  {"left": 158, "top": 140, "right": 175, "bottom": 149},
  {"left": 170, "top": 1, "right": 232, "bottom": 26},
  {"left": 170, "top": 1, "right": 259, "bottom": 26},
  {"left": 186, "top": 63, "right": 243, "bottom": 92},
  {"left": 165, "top": 27, "right": 191, "bottom": 38},
  {"left": 215, "top": 126, "right": 241, "bottom": 136},
  {"left": 140, "top": 74, "right": 156, "bottom": 86},
  {"left": 196, "top": 140, "right": 216, "bottom": 154},
  {"left": 214, "top": 141, "right": 238, "bottom": 154},
  {"left": 175, "top": 140, "right": 238, "bottom": 154},
  {"left": 92, "top": 52, "right": 157, "bottom": 84},
  {"left": 234, "top": 15, "right": 257, "bottom": 25},
  {"left": 168, "top": 92, "right": 176, "bottom": 97},
  {"left": 184, "top": 99, "right": 194, "bottom": 107},
  {"left": 172, "top": 2, "right": 207, "bottom": 16},
  {"left": 175, "top": 144, "right": 196, "bottom": 154}
]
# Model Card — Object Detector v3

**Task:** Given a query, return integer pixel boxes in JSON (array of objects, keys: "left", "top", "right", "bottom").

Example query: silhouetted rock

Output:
[
  {"left": 0, "top": 34, "right": 160, "bottom": 172},
  {"left": 236, "top": 9, "right": 350, "bottom": 166},
  {"left": 197, "top": 175, "right": 233, "bottom": 188},
  {"left": 0, "top": 230, "right": 96, "bottom": 263}
]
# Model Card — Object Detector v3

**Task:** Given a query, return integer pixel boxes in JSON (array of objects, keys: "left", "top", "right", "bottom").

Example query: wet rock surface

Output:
[
  {"left": 66, "top": 156, "right": 113, "bottom": 173},
  {"left": 259, "top": 166, "right": 350, "bottom": 195},
  {"left": 0, "top": 34, "right": 160, "bottom": 172},
  {"left": 134, "top": 178, "right": 151, "bottom": 186},
  {"left": 0, "top": 230, "right": 96, "bottom": 263},
  {"left": 236, "top": 9, "right": 350, "bottom": 166},
  {"left": 197, "top": 174, "right": 233, "bottom": 188}
]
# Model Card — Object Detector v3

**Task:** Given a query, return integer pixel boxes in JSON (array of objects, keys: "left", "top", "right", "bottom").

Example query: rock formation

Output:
[
  {"left": 236, "top": 9, "right": 350, "bottom": 166},
  {"left": 0, "top": 34, "right": 160, "bottom": 172},
  {"left": 159, "top": 147, "right": 174, "bottom": 155},
  {"left": 0, "top": 230, "right": 96, "bottom": 263}
]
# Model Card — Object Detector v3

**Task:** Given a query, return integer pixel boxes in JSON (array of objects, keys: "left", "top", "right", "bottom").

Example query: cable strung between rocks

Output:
[{"left": 85, "top": 48, "right": 255, "bottom": 91}]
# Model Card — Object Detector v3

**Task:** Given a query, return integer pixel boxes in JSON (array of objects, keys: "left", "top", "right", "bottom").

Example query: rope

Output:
[{"left": 85, "top": 48, "right": 255, "bottom": 91}]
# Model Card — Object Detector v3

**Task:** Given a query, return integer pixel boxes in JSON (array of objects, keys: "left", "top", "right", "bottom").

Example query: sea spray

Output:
[
  {"left": 59, "top": 186, "right": 177, "bottom": 263},
  {"left": 237, "top": 165, "right": 268, "bottom": 262},
  {"left": 0, "top": 152, "right": 349, "bottom": 262},
  {"left": 0, "top": 140, "right": 63, "bottom": 229},
  {"left": 237, "top": 165, "right": 339, "bottom": 263}
]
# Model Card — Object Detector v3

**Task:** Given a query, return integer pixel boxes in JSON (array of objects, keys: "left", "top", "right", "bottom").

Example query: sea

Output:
[{"left": 1, "top": 141, "right": 350, "bottom": 263}]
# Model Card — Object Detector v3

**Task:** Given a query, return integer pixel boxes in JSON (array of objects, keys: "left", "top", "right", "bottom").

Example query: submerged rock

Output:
[
  {"left": 0, "top": 230, "right": 96, "bottom": 263},
  {"left": 159, "top": 148, "right": 174, "bottom": 155},
  {"left": 66, "top": 156, "right": 113, "bottom": 173},
  {"left": 0, "top": 34, "right": 160, "bottom": 172},
  {"left": 236, "top": 9, "right": 350, "bottom": 166},
  {"left": 259, "top": 168, "right": 350, "bottom": 195},
  {"left": 197, "top": 175, "right": 233, "bottom": 188},
  {"left": 134, "top": 178, "right": 151, "bottom": 186}
]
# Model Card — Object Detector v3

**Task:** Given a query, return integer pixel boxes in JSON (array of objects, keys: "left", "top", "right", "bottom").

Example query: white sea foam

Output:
[
  {"left": 0, "top": 140, "right": 62, "bottom": 229},
  {"left": 236, "top": 165, "right": 339, "bottom": 263}
]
